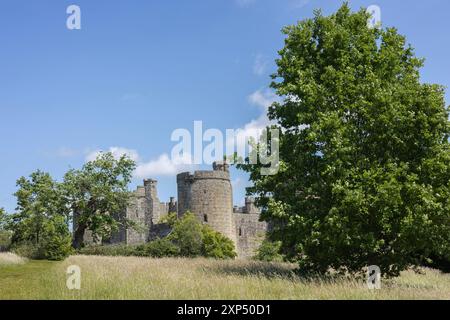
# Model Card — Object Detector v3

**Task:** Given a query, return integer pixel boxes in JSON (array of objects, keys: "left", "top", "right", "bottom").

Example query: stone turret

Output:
[
  {"left": 168, "top": 197, "right": 177, "bottom": 214},
  {"left": 177, "top": 162, "right": 236, "bottom": 245},
  {"left": 245, "top": 197, "right": 259, "bottom": 214}
]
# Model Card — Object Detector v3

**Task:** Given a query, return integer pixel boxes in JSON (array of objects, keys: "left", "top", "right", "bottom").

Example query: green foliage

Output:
[
  {"left": 167, "top": 212, "right": 236, "bottom": 258},
  {"left": 11, "top": 242, "right": 42, "bottom": 259},
  {"left": 159, "top": 212, "right": 178, "bottom": 226},
  {"left": 7, "top": 171, "right": 71, "bottom": 260},
  {"left": 255, "top": 239, "right": 284, "bottom": 262},
  {"left": 0, "top": 208, "right": 11, "bottom": 252},
  {"left": 168, "top": 213, "right": 204, "bottom": 257},
  {"left": 62, "top": 152, "right": 136, "bottom": 248},
  {"left": 11, "top": 216, "right": 72, "bottom": 261},
  {"left": 0, "top": 231, "right": 12, "bottom": 252},
  {"left": 10, "top": 171, "right": 68, "bottom": 246},
  {"left": 135, "top": 238, "right": 180, "bottom": 258},
  {"left": 202, "top": 225, "right": 236, "bottom": 259},
  {"left": 39, "top": 215, "right": 73, "bottom": 261},
  {"left": 0, "top": 208, "right": 10, "bottom": 231},
  {"left": 77, "top": 213, "right": 236, "bottom": 260},
  {"left": 238, "top": 3, "right": 450, "bottom": 277}
]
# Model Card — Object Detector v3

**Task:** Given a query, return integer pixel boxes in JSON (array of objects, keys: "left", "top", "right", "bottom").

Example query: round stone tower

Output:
[{"left": 177, "top": 162, "right": 236, "bottom": 245}]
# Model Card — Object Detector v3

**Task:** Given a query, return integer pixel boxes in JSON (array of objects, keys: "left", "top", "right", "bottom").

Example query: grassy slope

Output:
[{"left": 0, "top": 255, "right": 449, "bottom": 300}]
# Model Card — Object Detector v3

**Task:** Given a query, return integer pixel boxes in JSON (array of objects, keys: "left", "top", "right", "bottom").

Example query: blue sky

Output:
[{"left": 0, "top": 0, "right": 449, "bottom": 212}]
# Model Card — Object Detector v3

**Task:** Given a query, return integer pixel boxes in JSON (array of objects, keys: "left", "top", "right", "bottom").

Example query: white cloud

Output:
[
  {"left": 248, "top": 88, "right": 279, "bottom": 110},
  {"left": 86, "top": 147, "right": 140, "bottom": 163},
  {"left": 226, "top": 88, "right": 280, "bottom": 154},
  {"left": 84, "top": 89, "right": 279, "bottom": 179},
  {"left": 85, "top": 147, "right": 195, "bottom": 179},
  {"left": 134, "top": 153, "right": 195, "bottom": 179},
  {"left": 253, "top": 54, "right": 268, "bottom": 76}
]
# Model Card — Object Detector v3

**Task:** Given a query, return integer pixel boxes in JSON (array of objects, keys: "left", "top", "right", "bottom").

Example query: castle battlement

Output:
[{"left": 105, "top": 163, "right": 267, "bottom": 258}]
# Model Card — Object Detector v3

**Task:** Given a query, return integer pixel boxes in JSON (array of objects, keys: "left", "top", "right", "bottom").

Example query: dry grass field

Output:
[{"left": 0, "top": 254, "right": 449, "bottom": 300}]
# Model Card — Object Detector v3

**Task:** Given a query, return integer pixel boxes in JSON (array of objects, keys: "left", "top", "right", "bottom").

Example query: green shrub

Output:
[
  {"left": 40, "top": 216, "right": 73, "bottom": 261},
  {"left": 168, "top": 212, "right": 237, "bottom": 258},
  {"left": 168, "top": 213, "right": 204, "bottom": 257},
  {"left": 78, "top": 213, "right": 237, "bottom": 260},
  {"left": 12, "top": 242, "right": 42, "bottom": 259},
  {"left": 255, "top": 239, "right": 283, "bottom": 262},
  {"left": 136, "top": 238, "right": 180, "bottom": 258},
  {"left": 0, "top": 231, "right": 12, "bottom": 252},
  {"left": 202, "top": 225, "right": 236, "bottom": 259},
  {"left": 11, "top": 216, "right": 72, "bottom": 261}
]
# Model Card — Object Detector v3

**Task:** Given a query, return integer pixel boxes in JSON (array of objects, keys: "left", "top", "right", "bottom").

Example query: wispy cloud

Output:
[
  {"left": 253, "top": 53, "right": 268, "bottom": 76},
  {"left": 85, "top": 147, "right": 195, "bottom": 179},
  {"left": 134, "top": 153, "right": 195, "bottom": 178},
  {"left": 86, "top": 147, "right": 140, "bottom": 162},
  {"left": 55, "top": 147, "right": 78, "bottom": 158}
]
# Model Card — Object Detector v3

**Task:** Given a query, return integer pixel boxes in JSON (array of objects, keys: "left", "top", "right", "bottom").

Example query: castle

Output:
[{"left": 106, "top": 162, "right": 268, "bottom": 259}]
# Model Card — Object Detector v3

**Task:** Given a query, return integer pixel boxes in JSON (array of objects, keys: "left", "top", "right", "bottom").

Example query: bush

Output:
[
  {"left": 11, "top": 242, "right": 42, "bottom": 259},
  {"left": 0, "top": 231, "right": 12, "bottom": 252},
  {"left": 168, "top": 212, "right": 237, "bottom": 259},
  {"left": 168, "top": 213, "right": 204, "bottom": 257},
  {"left": 135, "top": 238, "right": 180, "bottom": 258},
  {"left": 202, "top": 225, "right": 236, "bottom": 259},
  {"left": 76, "top": 213, "right": 237, "bottom": 259},
  {"left": 11, "top": 216, "right": 72, "bottom": 261},
  {"left": 255, "top": 239, "right": 283, "bottom": 262},
  {"left": 40, "top": 216, "right": 73, "bottom": 260}
]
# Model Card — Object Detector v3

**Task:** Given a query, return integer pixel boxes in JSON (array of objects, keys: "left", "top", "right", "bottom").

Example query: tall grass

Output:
[
  {"left": 0, "top": 255, "right": 449, "bottom": 300},
  {"left": 0, "top": 252, "right": 27, "bottom": 266}
]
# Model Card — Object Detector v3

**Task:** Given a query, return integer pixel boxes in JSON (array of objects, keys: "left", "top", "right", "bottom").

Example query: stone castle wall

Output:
[
  {"left": 92, "top": 162, "right": 268, "bottom": 258},
  {"left": 177, "top": 164, "right": 236, "bottom": 245}
]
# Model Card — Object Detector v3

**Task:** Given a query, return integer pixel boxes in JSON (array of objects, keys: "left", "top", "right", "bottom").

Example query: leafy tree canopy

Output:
[
  {"left": 239, "top": 3, "right": 450, "bottom": 277},
  {"left": 64, "top": 152, "right": 136, "bottom": 248}
]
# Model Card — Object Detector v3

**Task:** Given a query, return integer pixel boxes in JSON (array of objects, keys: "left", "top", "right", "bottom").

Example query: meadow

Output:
[{"left": 0, "top": 253, "right": 449, "bottom": 300}]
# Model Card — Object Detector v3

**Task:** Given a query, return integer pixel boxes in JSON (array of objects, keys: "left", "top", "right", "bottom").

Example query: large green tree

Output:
[
  {"left": 64, "top": 152, "right": 136, "bottom": 249},
  {"left": 239, "top": 4, "right": 450, "bottom": 276}
]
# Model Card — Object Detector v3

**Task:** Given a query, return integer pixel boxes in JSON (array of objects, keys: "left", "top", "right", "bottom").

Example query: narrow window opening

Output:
[{"left": 204, "top": 214, "right": 208, "bottom": 223}]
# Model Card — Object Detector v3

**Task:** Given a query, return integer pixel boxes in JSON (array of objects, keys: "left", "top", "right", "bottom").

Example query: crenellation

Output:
[{"left": 104, "top": 162, "right": 268, "bottom": 258}]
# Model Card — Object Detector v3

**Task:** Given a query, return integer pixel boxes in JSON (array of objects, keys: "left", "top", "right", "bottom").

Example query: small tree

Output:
[
  {"left": 63, "top": 152, "right": 136, "bottom": 249},
  {"left": 168, "top": 213, "right": 204, "bottom": 257},
  {"left": 8, "top": 172, "right": 72, "bottom": 260},
  {"left": 255, "top": 239, "right": 283, "bottom": 262},
  {"left": 166, "top": 212, "right": 236, "bottom": 259},
  {"left": 10, "top": 171, "right": 68, "bottom": 246},
  {"left": 202, "top": 225, "right": 236, "bottom": 259}
]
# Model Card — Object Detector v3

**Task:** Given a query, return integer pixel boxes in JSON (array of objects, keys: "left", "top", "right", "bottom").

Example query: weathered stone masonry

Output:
[{"left": 105, "top": 162, "right": 268, "bottom": 258}]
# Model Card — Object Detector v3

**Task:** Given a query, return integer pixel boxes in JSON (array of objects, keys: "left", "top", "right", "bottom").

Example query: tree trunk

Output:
[{"left": 72, "top": 224, "right": 86, "bottom": 249}]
